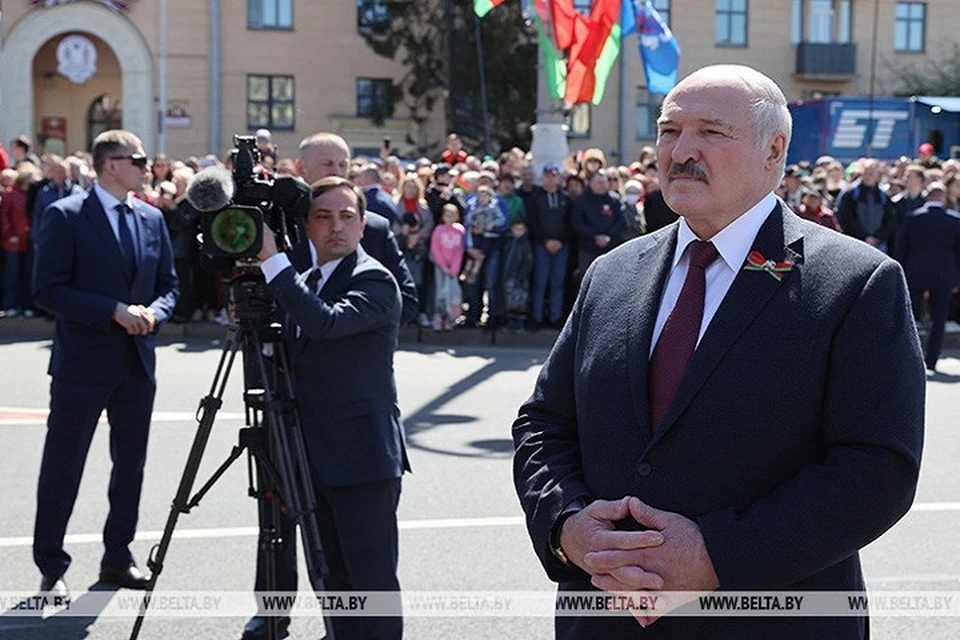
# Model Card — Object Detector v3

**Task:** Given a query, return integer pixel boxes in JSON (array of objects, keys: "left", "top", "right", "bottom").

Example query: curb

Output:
[
  {"left": 0, "top": 317, "right": 564, "bottom": 349},
  {"left": 3, "top": 318, "right": 959, "bottom": 351}
]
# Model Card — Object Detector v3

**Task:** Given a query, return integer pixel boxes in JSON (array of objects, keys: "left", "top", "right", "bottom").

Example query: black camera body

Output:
[
  {"left": 189, "top": 135, "right": 312, "bottom": 325},
  {"left": 197, "top": 135, "right": 310, "bottom": 263}
]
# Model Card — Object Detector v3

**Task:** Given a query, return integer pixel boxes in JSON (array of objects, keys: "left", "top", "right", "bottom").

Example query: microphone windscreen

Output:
[{"left": 186, "top": 167, "right": 235, "bottom": 212}]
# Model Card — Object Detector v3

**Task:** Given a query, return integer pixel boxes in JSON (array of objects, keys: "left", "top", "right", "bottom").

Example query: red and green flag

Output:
[
  {"left": 564, "top": 0, "right": 621, "bottom": 104},
  {"left": 474, "top": 0, "right": 508, "bottom": 17},
  {"left": 534, "top": 14, "right": 567, "bottom": 100}
]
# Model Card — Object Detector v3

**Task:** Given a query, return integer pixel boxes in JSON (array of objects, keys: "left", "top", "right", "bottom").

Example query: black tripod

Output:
[{"left": 128, "top": 321, "right": 335, "bottom": 640}]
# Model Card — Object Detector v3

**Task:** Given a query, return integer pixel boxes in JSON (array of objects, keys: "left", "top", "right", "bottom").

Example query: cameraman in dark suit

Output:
[
  {"left": 250, "top": 177, "right": 406, "bottom": 640},
  {"left": 242, "top": 132, "right": 415, "bottom": 640}
]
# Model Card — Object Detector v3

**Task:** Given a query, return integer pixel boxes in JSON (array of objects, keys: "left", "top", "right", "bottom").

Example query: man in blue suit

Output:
[
  {"left": 513, "top": 65, "right": 925, "bottom": 638},
  {"left": 242, "top": 131, "right": 416, "bottom": 639},
  {"left": 32, "top": 129, "right": 178, "bottom": 598},
  {"left": 896, "top": 182, "right": 960, "bottom": 372},
  {"left": 255, "top": 176, "right": 406, "bottom": 640},
  {"left": 357, "top": 163, "right": 399, "bottom": 225}
]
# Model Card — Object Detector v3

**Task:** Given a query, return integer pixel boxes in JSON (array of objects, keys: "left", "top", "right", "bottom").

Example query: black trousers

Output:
[
  {"left": 254, "top": 476, "right": 403, "bottom": 640},
  {"left": 912, "top": 287, "right": 953, "bottom": 369},
  {"left": 33, "top": 342, "right": 155, "bottom": 577}
]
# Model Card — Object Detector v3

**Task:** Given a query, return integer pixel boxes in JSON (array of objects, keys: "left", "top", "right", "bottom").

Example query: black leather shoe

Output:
[
  {"left": 241, "top": 615, "right": 290, "bottom": 640},
  {"left": 39, "top": 575, "right": 70, "bottom": 602},
  {"left": 99, "top": 563, "right": 150, "bottom": 589}
]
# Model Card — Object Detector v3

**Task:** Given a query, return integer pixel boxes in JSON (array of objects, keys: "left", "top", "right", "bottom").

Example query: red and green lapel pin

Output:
[{"left": 743, "top": 251, "right": 793, "bottom": 281}]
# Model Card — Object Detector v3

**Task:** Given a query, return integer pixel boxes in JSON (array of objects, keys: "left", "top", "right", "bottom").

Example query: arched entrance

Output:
[
  {"left": 0, "top": 3, "right": 155, "bottom": 154},
  {"left": 32, "top": 32, "right": 123, "bottom": 155}
]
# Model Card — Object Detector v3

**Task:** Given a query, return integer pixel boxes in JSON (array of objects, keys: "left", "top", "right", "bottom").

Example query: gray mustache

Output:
[{"left": 667, "top": 162, "right": 709, "bottom": 183}]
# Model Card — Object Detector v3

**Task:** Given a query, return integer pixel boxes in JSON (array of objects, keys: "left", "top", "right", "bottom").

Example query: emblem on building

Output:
[
  {"left": 31, "top": 0, "right": 134, "bottom": 12},
  {"left": 57, "top": 35, "right": 98, "bottom": 84}
]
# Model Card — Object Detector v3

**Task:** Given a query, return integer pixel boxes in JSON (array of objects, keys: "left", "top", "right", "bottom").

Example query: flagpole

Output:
[
  {"left": 618, "top": 27, "right": 628, "bottom": 165},
  {"left": 474, "top": 12, "right": 492, "bottom": 157},
  {"left": 867, "top": 0, "right": 880, "bottom": 158}
]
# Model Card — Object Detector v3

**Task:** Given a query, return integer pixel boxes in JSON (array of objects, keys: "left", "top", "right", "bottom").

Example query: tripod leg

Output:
[
  {"left": 249, "top": 331, "right": 338, "bottom": 640},
  {"left": 128, "top": 328, "right": 244, "bottom": 640}
]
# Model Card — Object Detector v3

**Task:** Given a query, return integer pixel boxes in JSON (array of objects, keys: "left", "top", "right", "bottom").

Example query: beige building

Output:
[
  {"left": 1, "top": 1, "right": 957, "bottom": 165},
  {"left": 566, "top": 0, "right": 960, "bottom": 164},
  {"left": 0, "top": 0, "right": 443, "bottom": 161}
]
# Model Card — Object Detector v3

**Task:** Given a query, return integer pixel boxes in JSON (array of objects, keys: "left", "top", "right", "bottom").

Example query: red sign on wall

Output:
[{"left": 42, "top": 116, "right": 67, "bottom": 141}]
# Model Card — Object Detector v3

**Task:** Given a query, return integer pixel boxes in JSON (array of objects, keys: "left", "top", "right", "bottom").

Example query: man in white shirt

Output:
[
  {"left": 513, "top": 64, "right": 925, "bottom": 639},
  {"left": 32, "top": 129, "right": 178, "bottom": 598}
]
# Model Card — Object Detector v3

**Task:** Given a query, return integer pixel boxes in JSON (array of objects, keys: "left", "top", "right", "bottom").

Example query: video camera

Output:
[
  {"left": 187, "top": 135, "right": 310, "bottom": 263},
  {"left": 186, "top": 135, "right": 311, "bottom": 324}
]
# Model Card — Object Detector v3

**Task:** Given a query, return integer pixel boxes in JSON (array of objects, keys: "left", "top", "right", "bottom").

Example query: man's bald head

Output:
[
  {"left": 297, "top": 133, "right": 351, "bottom": 183},
  {"left": 667, "top": 64, "right": 792, "bottom": 180},
  {"left": 657, "top": 64, "right": 791, "bottom": 235}
]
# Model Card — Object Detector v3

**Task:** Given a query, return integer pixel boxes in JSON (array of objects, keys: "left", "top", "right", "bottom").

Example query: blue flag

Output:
[{"left": 631, "top": 1, "right": 680, "bottom": 94}]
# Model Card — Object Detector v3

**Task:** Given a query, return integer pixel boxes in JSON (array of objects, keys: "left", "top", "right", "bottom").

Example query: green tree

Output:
[
  {"left": 359, "top": 0, "right": 537, "bottom": 156},
  {"left": 882, "top": 42, "right": 960, "bottom": 96}
]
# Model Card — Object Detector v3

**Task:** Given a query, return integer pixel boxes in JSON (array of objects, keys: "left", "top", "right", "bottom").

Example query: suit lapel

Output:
[
  {"left": 626, "top": 225, "right": 678, "bottom": 445},
  {"left": 648, "top": 203, "right": 806, "bottom": 448},
  {"left": 81, "top": 189, "right": 130, "bottom": 279},
  {"left": 321, "top": 248, "right": 361, "bottom": 300}
]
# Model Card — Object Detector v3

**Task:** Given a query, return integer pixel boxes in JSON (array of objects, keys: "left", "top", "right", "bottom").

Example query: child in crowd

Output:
[
  {"left": 430, "top": 204, "right": 466, "bottom": 330},
  {"left": 394, "top": 175, "right": 434, "bottom": 326},
  {"left": 501, "top": 217, "right": 533, "bottom": 332},
  {"left": 463, "top": 185, "right": 504, "bottom": 284}
]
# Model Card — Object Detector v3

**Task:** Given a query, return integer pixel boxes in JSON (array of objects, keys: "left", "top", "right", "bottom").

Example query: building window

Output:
[
  {"left": 357, "top": 0, "right": 390, "bottom": 35},
  {"left": 247, "top": 75, "right": 295, "bottom": 131},
  {"left": 837, "top": 0, "right": 851, "bottom": 43},
  {"left": 635, "top": 90, "right": 662, "bottom": 140},
  {"left": 791, "top": 0, "right": 803, "bottom": 44},
  {"left": 895, "top": 2, "right": 925, "bottom": 52},
  {"left": 566, "top": 104, "right": 591, "bottom": 138},
  {"left": 793, "top": 0, "right": 852, "bottom": 45},
  {"left": 248, "top": 0, "right": 293, "bottom": 30},
  {"left": 652, "top": 0, "right": 671, "bottom": 26},
  {"left": 357, "top": 78, "right": 394, "bottom": 119},
  {"left": 715, "top": 0, "right": 747, "bottom": 47}
]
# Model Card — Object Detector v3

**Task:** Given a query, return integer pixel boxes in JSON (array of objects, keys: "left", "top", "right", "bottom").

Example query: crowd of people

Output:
[{"left": 2, "top": 130, "right": 959, "bottom": 336}]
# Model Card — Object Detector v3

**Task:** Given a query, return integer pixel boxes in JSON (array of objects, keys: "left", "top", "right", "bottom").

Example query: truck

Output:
[{"left": 787, "top": 96, "right": 960, "bottom": 165}]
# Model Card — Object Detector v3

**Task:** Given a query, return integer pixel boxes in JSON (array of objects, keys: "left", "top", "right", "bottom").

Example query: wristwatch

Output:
[{"left": 550, "top": 498, "right": 587, "bottom": 566}]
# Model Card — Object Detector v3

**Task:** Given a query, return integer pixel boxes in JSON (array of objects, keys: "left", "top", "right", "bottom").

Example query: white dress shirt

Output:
[
  {"left": 260, "top": 241, "right": 343, "bottom": 295},
  {"left": 94, "top": 183, "right": 139, "bottom": 254},
  {"left": 650, "top": 192, "right": 777, "bottom": 356},
  {"left": 260, "top": 242, "right": 344, "bottom": 339}
]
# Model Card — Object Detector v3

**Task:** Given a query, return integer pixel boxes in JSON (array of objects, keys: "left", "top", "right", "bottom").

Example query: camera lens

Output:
[{"left": 209, "top": 206, "right": 260, "bottom": 255}]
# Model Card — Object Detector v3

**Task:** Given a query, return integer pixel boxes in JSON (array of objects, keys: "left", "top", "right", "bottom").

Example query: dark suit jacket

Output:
[
  {"left": 267, "top": 246, "right": 409, "bottom": 487},
  {"left": 290, "top": 211, "right": 419, "bottom": 325},
  {"left": 514, "top": 203, "right": 925, "bottom": 638},
  {"left": 32, "top": 188, "right": 179, "bottom": 385},
  {"left": 895, "top": 203, "right": 960, "bottom": 291},
  {"left": 365, "top": 185, "right": 399, "bottom": 225}
]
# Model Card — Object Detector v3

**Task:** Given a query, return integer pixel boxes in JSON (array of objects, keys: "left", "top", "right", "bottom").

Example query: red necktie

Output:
[{"left": 649, "top": 240, "right": 719, "bottom": 434}]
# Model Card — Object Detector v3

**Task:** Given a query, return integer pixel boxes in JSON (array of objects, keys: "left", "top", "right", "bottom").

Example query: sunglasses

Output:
[{"left": 110, "top": 154, "right": 149, "bottom": 168}]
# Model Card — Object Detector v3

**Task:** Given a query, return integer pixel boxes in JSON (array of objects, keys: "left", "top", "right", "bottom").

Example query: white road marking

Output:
[
  {"left": 0, "top": 516, "right": 527, "bottom": 548},
  {"left": 0, "top": 408, "right": 245, "bottom": 426},
  {"left": 0, "top": 502, "right": 956, "bottom": 549}
]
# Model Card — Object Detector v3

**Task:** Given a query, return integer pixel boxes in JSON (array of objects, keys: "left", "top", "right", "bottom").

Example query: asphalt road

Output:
[{"left": 0, "top": 335, "right": 958, "bottom": 640}]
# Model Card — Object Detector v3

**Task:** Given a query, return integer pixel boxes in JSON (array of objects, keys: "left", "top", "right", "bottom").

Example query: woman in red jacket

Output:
[{"left": 1, "top": 167, "right": 35, "bottom": 317}]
